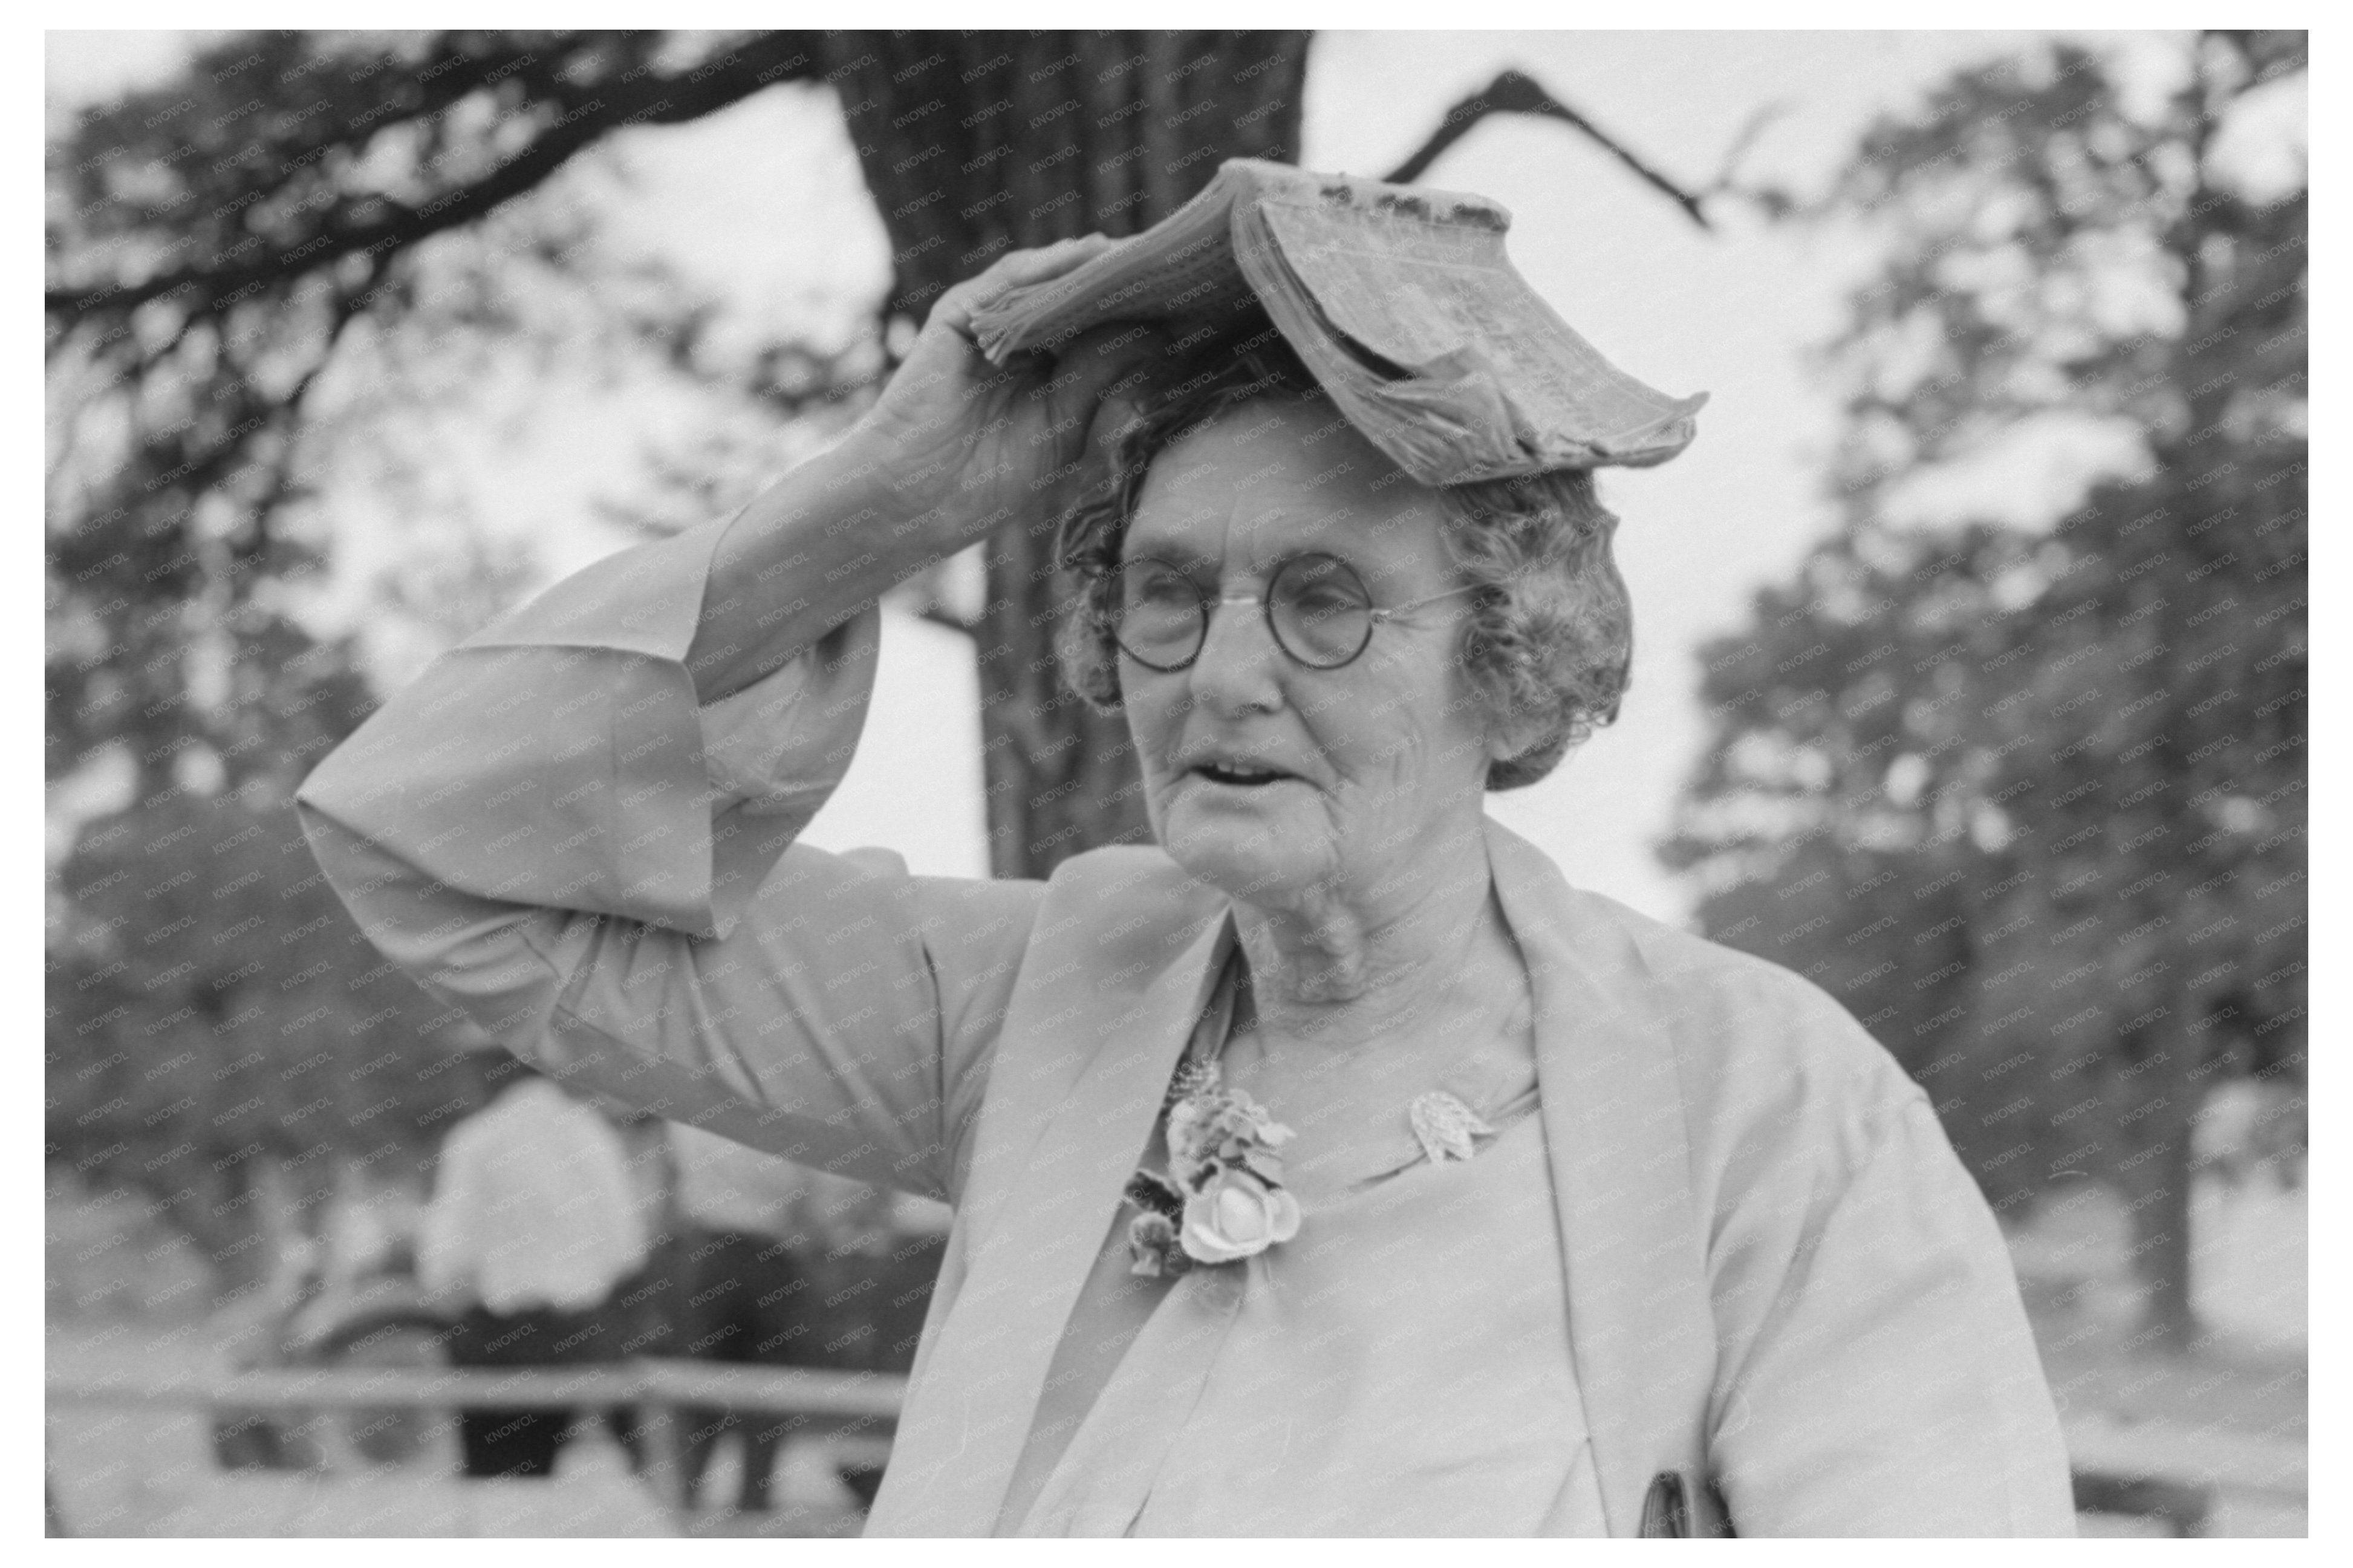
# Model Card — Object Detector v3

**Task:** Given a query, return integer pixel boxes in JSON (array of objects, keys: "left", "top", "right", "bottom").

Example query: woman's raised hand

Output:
[
  {"left": 840, "top": 236, "right": 1164, "bottom": 547},
  {"left": 683, "top": 238, "right": 1163, "bottom": 706}
]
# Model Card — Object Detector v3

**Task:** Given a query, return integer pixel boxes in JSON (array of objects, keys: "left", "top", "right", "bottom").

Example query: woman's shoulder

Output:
[
  {"left": 1574, "top": 890, "right": 1879, "bottom": 1034},
  {"left": 1552, "top": 885, "right": 1930, "bottom": 1154},
  {"left": 1030, "top": 842, "right": 1229, "bottom": 945}
]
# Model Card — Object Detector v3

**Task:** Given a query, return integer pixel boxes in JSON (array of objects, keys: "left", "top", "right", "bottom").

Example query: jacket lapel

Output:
[
  {"left": 875, "top": 828, "right": 1717, "bottom": 1537},
  {"left": 1487, "top": 819, "right": 1717, "bottom": 1537},
  {"left": 867, "top": 866, "right": 1232, "bottom": 1535}
]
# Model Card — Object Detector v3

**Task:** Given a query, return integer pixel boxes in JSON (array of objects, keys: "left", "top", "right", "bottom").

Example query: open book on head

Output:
[{"left": 970, "top": 158, "right": 1708, "bottom": 486}]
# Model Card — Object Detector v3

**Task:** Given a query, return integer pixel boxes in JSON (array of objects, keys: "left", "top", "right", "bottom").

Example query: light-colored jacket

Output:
[
  {"left": 418, "top": 1079, "right": 649, "bottom": 1315},
  {"left": 296, "top": 519, "right": 2075, "bottom": 1535}
]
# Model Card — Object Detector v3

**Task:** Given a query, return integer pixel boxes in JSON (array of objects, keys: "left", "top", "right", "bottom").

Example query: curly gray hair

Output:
[{"left": 1055, "top": 328, "right": 1632, "bottom": 789}]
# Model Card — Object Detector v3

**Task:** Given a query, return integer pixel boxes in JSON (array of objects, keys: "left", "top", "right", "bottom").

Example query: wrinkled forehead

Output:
[{"left": 1125, "top": 398, "right": 1447, "bottom": 570}]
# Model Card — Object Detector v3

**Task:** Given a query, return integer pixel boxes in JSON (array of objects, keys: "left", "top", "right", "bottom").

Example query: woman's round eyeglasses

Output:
[{"left": 1105, "top": 553, "right": 1477, "bottom": 673}]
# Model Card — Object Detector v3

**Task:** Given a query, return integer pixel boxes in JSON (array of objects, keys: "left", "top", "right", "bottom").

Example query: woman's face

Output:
[{"left": 1118, "top": 399, "right": 1502, "bottom": 916}]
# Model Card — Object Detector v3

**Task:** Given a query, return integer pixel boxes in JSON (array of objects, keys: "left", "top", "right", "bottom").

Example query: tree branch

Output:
[
  {"left": 1382, "top": 68, "right": 1710, "bottom": 230},
  {"left": 48, "top": 31, "right": 825, "bottom": 321}
]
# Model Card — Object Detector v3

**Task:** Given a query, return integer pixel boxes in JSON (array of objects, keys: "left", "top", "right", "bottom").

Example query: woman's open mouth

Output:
[{"left": 1193, "top": 761, "right": 1294, "bottom": 787}]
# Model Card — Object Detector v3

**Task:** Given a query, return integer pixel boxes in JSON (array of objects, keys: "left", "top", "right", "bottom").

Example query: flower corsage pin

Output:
[{"left": 1124, "top": 1066, "right": 1300, "bottom": 1277}]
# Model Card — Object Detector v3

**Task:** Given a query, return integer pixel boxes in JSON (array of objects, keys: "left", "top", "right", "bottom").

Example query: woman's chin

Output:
[{"left": 1157, "top": 801, "right": 1326, "bottom": 903}]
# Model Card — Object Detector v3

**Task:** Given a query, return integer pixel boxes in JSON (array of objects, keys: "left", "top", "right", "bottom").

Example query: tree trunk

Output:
[
  {"left": 824, "top": 31, "right": 1313, "bottom": 877},
  {"left": 2116, "top": 1009, "right": 2201, "bottom": 1355},
  {"left": 2128, "top": 1113, "right": 2199, "bottom": 1353}
]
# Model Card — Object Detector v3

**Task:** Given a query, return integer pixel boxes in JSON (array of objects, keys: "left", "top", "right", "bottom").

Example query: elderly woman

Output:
[{"left": 298, "top": 234, "right": 2075, "bottom": 1536}]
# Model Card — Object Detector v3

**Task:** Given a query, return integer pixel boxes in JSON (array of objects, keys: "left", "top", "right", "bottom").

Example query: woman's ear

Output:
[{"left": 1483, "top": 706, "right": 1548, "bottom": 766}]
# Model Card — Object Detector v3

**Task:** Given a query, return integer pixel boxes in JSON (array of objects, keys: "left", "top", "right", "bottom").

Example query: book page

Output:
[
  {"left": 973, "top": 166, "right": 1252, "bottom": 358},
  {"left": 1253, "top": 197, "right": 1705, "bottom": 453},
  {"left": 970, "top": 157, "right": 1704, "bottom": 480}
]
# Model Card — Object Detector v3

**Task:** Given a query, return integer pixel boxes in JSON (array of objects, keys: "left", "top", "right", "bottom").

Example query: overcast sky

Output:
[{"left": 47, "top": 29, "right": 2205, "bottom": 920}]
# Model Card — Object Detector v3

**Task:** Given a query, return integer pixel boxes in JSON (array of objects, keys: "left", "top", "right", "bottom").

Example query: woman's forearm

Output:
[{"left": 683, "top": 437, "right": 956, "bottom": 706}]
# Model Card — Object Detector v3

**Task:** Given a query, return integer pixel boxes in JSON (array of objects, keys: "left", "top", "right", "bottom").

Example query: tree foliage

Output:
[
  {"left": 47, "top": 787, "right": 496, "bottom": 1295},
  {"left": 47, "top": 32, "right": 838, "bottom": 810},
  {"left": 1665, "top": 32, "right": 2305, "bottom": 1347}
]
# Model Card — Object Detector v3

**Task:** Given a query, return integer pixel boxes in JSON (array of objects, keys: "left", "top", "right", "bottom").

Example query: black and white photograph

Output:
[{"left": 43, "top": 21, "right": 2309, "bottom": 1540}]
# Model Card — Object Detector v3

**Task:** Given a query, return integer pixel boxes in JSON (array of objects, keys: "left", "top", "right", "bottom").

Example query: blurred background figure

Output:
[
  {"left": 787, "top": 1180, "right": 951, "bottom": 1512},
  {"left": 668, "top": 1123, "right": 948, "bottom": 1513},
  {"left": 282, "top": 1229, "right": 449, "bottom": 1469},
  {"left": 666, "top": 1124, "right": 812, "bottom": 1512},
  {"left": 209, "top": 1234, "right": 334, "bottom": 1473},
  {"left": 418, "top": 1057, "right": 653, "bottom": 1479},
  {"left": 210, "top": 1224, "right": 450, "bottom": 1474}
]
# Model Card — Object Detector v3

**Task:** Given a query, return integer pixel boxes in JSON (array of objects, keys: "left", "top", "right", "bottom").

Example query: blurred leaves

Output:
[
  {"left": 1665, "top": 31, "right": 2305, "bottom": 1345},
  {"left": 46, "top": 789, "right": 492, "bottom": 1287},
  {"left": 46, "top": 30, "right": 832, "bottom": 812},
  {"left": 1816, "top": 36, "right": 2307, "bottom": 525},
  {"left": 45, "top": 30, "right": 844, "bottom": 1287}
]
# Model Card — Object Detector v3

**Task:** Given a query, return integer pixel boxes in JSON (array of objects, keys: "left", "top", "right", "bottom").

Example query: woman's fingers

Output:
[
  {"left": 1021, "top": 322, "right": 1171, "bottom": 506},
  {"left": 1045, "top": 321, "right": 1169, "bottom": 435},
  {"left": 989, "top": 232, "right": 1118, "bottom": 288},
  {"left": 973, "top": 233, "right": 1118, "bottom": 297},
  {"left": 872, "top": 239, "right": 1122, "bottom": 470},
  {"left": 858, "top": 238, "right": 1157, "bottom": 540},
  {"left": 927, "top": 234, "right": 1118, "bottom": 337}
]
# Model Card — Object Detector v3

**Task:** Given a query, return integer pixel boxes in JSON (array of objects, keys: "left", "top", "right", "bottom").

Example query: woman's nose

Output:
[{"left": 1187, "top": 596, "right": 1286, "bottom": 714}]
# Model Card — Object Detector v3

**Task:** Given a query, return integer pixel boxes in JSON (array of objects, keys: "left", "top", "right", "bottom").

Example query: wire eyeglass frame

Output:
[{"left": 1104, "top": 551, "right": 1479, "bottom": 673}]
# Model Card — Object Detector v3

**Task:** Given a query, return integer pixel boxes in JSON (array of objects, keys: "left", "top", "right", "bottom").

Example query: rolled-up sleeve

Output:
[{"left": 296, "top": 514, "right": 1042, "bottom": 1203}]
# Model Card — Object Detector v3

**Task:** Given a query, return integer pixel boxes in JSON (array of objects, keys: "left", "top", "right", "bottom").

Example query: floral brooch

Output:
[{"left": 1124, "top": 1073, "right": 1300, "bottom": 1277}]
